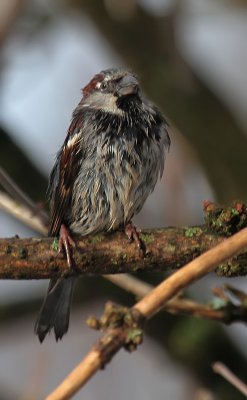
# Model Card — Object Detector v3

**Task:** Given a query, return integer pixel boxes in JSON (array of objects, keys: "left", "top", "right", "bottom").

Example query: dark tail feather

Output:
[{"left": 35, "top": 277, "right": 77, "bottom": 342}]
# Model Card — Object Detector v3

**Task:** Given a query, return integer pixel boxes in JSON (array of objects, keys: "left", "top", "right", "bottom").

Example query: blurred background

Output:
[{"left": 0, "top": 0, "right": 247, "bottom": 399}]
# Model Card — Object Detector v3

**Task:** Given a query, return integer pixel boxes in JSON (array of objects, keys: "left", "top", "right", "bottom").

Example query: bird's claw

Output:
[
  {"left": 58, "top": 224, "right": 76, "bottom": 268},
  {"left": 125, "top": 222, "right": 146, "bottom": 257}
]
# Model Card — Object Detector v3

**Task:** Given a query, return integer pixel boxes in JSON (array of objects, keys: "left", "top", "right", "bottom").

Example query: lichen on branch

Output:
[
  {"left": 0, "top": 200, "right": 247, "bottom": 279},
  {"left": 0, "top": 230, "right": 244, "bottom": 279}
]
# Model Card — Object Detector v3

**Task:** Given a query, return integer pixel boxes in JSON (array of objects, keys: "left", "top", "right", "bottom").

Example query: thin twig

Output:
[
  {"left": 0, "top": 167, "right": 38, "bottom": 215},
  {"left": 0, "top": 191, "right": 47, "bottom": 235},
  {"left": 46, "top": 227, "right": 247, "bottom": 400},
  {"left": 105, "top": 274, "right": 152, "bottom": 298},
  {"left": 106, "top": 274, "right": 228, "bottom": 321},
  {"left": 0, "top": 167, "right": 48, "bottom": 225},
  {"left": 133, "top": 228, "right": 247, "bottom": 318},
  {"left": 212, "top": 362, "right": 247, "bottom": 397}
]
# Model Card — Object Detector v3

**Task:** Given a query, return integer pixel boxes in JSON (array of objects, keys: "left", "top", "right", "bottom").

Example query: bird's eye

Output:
[{"left": 100, "top": 82, "right": 108, "bottom": 91}]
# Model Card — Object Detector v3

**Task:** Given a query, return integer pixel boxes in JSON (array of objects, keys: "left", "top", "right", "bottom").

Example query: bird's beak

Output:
[{"left": 117, "top": 74, "right": 139, "bottom": 96}]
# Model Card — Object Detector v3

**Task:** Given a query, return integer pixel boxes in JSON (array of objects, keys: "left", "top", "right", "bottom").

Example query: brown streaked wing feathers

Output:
[{"left": 48, "top": 117, "right": 83, "bottom": 236}]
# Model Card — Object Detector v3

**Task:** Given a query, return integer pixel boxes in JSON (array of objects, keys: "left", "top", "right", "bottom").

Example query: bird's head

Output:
[{"left": 81, "top": 68, "right": 141, "bottom": 114}]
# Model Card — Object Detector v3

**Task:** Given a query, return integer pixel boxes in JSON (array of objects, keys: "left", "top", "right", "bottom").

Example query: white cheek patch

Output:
[
  {"left": 100, "top": 93, "right": 124, "bottom": 115},
  {"left": 85, "top": 92, "right": 125, "bottom": 116}
]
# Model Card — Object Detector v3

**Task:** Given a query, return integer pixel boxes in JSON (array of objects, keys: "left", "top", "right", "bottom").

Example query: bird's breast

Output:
[{"left": 69, "top": 129, "right": 163, "bottom": 235}]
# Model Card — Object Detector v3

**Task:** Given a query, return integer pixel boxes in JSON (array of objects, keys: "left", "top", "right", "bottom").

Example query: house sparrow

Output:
[{"left": 35, "top": 68, "right": 171, "bottom": 342}]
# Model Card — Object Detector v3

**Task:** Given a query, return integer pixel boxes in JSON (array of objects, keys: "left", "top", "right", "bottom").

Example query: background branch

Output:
[
  {"left": 212, "top": 362, "right": 247, "bottom": 397},
  {"left": 46, "top": 227, "right": 247, "bottom": 400},
  {"left": 107, "top": 274, "right": 247, "bottom": 324},
  {"left": 0, "top": 191, "right": 47, "bottom": 235}
]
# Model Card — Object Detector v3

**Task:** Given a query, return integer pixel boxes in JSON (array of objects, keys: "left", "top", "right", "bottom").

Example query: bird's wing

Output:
[{"left": 48, "top": 117, "right": 83, "bottom": 236}]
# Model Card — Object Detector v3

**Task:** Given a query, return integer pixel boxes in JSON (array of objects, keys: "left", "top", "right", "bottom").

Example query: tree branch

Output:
[
  {"left": 0, "top": 191, "right": 47, "bottom": 235},
  {"left": 0, "top": 224, "right": 247, "bottom": 279},
  {"left": 104, "top": 275, "right": 247, "bottom": 325},
  {"left": 1, "top": 177, "right": 247, "bottom": 326},
  {"left": 2, "top": 183, "right": 247, "bottom": 328},
  {"left": 212, "top": 362, "right": 247, "bottom": 397},
  {"left": 46, "top": 227, "right": 247, "bottom": 400},
  {"left": 1, "top": 169, "right": 247, "bottom": 279}
]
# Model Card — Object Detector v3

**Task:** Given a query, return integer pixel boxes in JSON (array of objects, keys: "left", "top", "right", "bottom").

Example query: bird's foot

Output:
[
  {"left": 58, "top": 224, "right": 76, "bottom": 268},
  {"left": 125, "top": 221, "right": 146, "bottom": 257}
]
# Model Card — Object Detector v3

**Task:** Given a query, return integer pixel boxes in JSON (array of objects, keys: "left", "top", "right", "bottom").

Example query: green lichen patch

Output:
[
  {"left": 210, "top": 297, "right": 228, "bottom": 310},
  {"left": 51, "top": 238, "right": 59, "bottom": 252},
  {"left": 87, "top": 302, "right": 143, "bottom": 352},
  {"left": 216, "top": 259, "right": 247, "bottom": 277},
  {"left": 184, "top": 227, "right": 202, "bottom": 238},
  {"left": 88, "top": 234, "right": 105, "bottom": 244},
  {"left": 166, "top": 244, "right": 176, "bottom": 253},
  {"left": 140, "top": 233, "right": 155, "bottom": 245},
  {"left": 204, "top": 200, "right": 247, "bottom": 236},
  {"left": 111, "top": 257, "right": 119, "bottom": 266},
  {"left": 126, "top": 328, "right": 143, "bottom": 351}
]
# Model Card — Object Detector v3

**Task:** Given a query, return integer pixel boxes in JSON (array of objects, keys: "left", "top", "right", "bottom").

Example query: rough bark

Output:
[{"left": 1, "top": 225, "right": 247, "bottom": 280}]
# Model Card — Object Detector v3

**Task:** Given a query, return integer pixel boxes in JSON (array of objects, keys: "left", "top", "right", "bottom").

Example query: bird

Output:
[{"left": 35, "top": 67, "right": 171, "bottom": 342}]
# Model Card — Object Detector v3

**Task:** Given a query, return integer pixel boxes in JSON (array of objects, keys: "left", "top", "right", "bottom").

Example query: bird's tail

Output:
[{"left": 35, "top": 277, "right": 77, "bottom": 342}]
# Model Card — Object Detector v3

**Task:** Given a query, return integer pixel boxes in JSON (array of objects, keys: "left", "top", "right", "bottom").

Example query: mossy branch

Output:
[
  {"left": 1, "top": 166, "right": 247, "bottom": 279},
  {"left": 0, "top": 226, "right": 246, "bottom": 279}
]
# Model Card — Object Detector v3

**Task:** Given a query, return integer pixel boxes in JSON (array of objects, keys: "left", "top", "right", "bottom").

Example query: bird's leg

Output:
[
  {"left": 58, "top": 224, "right": 76, "bottom": 268},
  {"left": 124, "top": 221, "right": 146, "bottom": 256}
]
